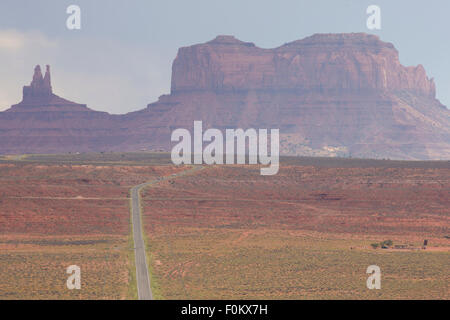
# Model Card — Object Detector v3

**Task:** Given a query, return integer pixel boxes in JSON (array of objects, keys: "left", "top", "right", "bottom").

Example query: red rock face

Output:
[
  {"left": 0, "top": 33, "right": 449, "bottom": 159},
  {"left": 171, "top": 34, "right": 436, "bottom": 97},
  {"left": 138, "top": 34, "right": 449, "bottom": 159}
]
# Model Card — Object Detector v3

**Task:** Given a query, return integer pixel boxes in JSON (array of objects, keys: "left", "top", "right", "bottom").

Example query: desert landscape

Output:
[
  {"left": 0, "top": 154, "right": 183, "bottom": 299},
  {"left": 1, "top": 34, "right": 449, "bottom": 160},
  {"left": 0, "top": 2, "right": 449, "bottom": 302},
  {"left": 142, "top": 159, "right": 449, "bottom": 299},
  {"left": 1, "top": 154, "right": 448, "bottom": 299}
]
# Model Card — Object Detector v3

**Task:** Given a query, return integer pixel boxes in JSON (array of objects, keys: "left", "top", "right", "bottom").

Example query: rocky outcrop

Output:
[
  {"left": 145, "top": 33, "right": 449, "bottom": 159},
  {"left": 22, "top": 65, "right": 53, "bottom": 103},
  {"left": 0, "top": 34, "right": 449, "bottom": 159},
  {"left": 0, "top": 65, "right": 124, "bottom": 154},
  {"left": 11, "top": 65, "right": 87, "bottom": 110},
  {"left": 171, "top": 34, "right": 436, "bottom": 97}
]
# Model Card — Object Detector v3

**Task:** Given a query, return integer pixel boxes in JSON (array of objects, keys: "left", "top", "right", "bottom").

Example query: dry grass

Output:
[
  {"left": 0, "top": 163, "right": 182, "bottom": 299},
  {"left": 142, "top": 165, "right": 449, "bottom": 299}
]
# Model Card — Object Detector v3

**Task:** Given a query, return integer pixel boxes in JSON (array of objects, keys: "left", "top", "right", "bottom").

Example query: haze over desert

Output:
[{"left": 0, "top": 1, "right": 448, "bottom": 307}]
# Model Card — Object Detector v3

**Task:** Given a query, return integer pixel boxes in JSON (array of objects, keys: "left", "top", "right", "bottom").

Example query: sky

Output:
[{"left": 0, "top": 0, "right": 449, "bottom": 114}]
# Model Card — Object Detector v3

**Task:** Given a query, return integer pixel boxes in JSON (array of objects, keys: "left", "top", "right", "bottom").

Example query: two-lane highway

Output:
[
  {"left": 130, "top": 166, "right": 203, "bottom": 300},
  {"left": 130, "top": 182, "right": 153, "bottom": 300}
]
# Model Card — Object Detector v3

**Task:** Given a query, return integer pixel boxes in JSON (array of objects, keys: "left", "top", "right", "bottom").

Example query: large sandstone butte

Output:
[
  {"left": 132, "top": 33, "right": 450, "bottom": 159},
  {"left": 0, "top": 33, "right": 449, "bottom": 159}
]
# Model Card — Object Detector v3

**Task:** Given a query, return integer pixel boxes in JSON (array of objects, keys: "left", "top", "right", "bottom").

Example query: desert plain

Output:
[{"left": 0, "top": 153, "right": 448, "bottom": 299}]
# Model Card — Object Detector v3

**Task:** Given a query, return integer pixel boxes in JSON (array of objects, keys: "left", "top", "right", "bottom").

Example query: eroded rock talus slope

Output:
[{"left": 0, "top": 33, "right": 449, "bottom": 159}]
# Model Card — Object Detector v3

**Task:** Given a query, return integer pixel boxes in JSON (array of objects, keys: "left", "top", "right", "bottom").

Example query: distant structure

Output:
[
  {"left": 22, "top": 65, "right": 53, "bottom": 102},
  {"left": 43, "top": 65, "right": 51, "bottom": 88},
  {"left": 14, "top": 64, "right": 87, "bottom": 109}
]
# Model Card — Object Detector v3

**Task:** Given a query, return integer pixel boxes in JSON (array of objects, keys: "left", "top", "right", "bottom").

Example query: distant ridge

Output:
[{"left": 0, "top": 33, "right": 449, "bottom": 159}]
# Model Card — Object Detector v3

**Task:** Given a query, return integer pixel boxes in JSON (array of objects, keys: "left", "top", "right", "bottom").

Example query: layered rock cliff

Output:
[
  {"left": 135, "top": 33, "right": 449, "bottom": 159},
  {"left": 0, "top": 33, "right": 449, "bottom": 159},
  {"left": 171, "top": 34, "right": 436, "bottom": 97}
]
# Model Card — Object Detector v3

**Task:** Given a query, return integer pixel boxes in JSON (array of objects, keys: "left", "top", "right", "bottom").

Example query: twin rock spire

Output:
[
  {"left": 32, "top": 65, "right": 51, "bottom": 89},
  {"left": 23, "top": 65, "right": 53, "bottom": 101}
]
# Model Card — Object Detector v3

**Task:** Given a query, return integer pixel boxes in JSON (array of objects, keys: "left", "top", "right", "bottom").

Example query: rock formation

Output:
[
  {"left": 134, "top": 33, "right": 449, "bottom": 159},
  {"left": 171, "top": 34, "right": 436, "bottom": 97},
  {"left": 27, "top": 65, "right": 51, "bottom": 95},
  {"left": 20, "top": 65, "right": 52, "bottom": 103},
  {"left": 0, "top": 65, "right": 122, "bottom": 154},
  {"left": 0, "top": 34, "right": 449, "bottom": 159}
]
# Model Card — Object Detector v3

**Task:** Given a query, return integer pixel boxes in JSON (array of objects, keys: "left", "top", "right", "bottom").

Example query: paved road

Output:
[
  {"left": 130, "top": 166, "right": 203, "bottom": 300},
  {"left": 130, "top": 182, "right": 154, "bottom": 300}
]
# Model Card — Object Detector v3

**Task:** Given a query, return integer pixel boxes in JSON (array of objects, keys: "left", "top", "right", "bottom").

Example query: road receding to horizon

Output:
[{"left": 130, "top": 165, "right": 203, "bottom": 300}]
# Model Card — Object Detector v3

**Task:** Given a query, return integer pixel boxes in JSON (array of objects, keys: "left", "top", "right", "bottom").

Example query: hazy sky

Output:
[{"left": 0, "top": 0, "right": 449, "bottom": 113}]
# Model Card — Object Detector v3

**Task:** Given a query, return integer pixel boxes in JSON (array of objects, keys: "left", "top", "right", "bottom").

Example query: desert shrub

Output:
[{"left": 382, "top": 240, "right": 393, "bottom": 247}]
